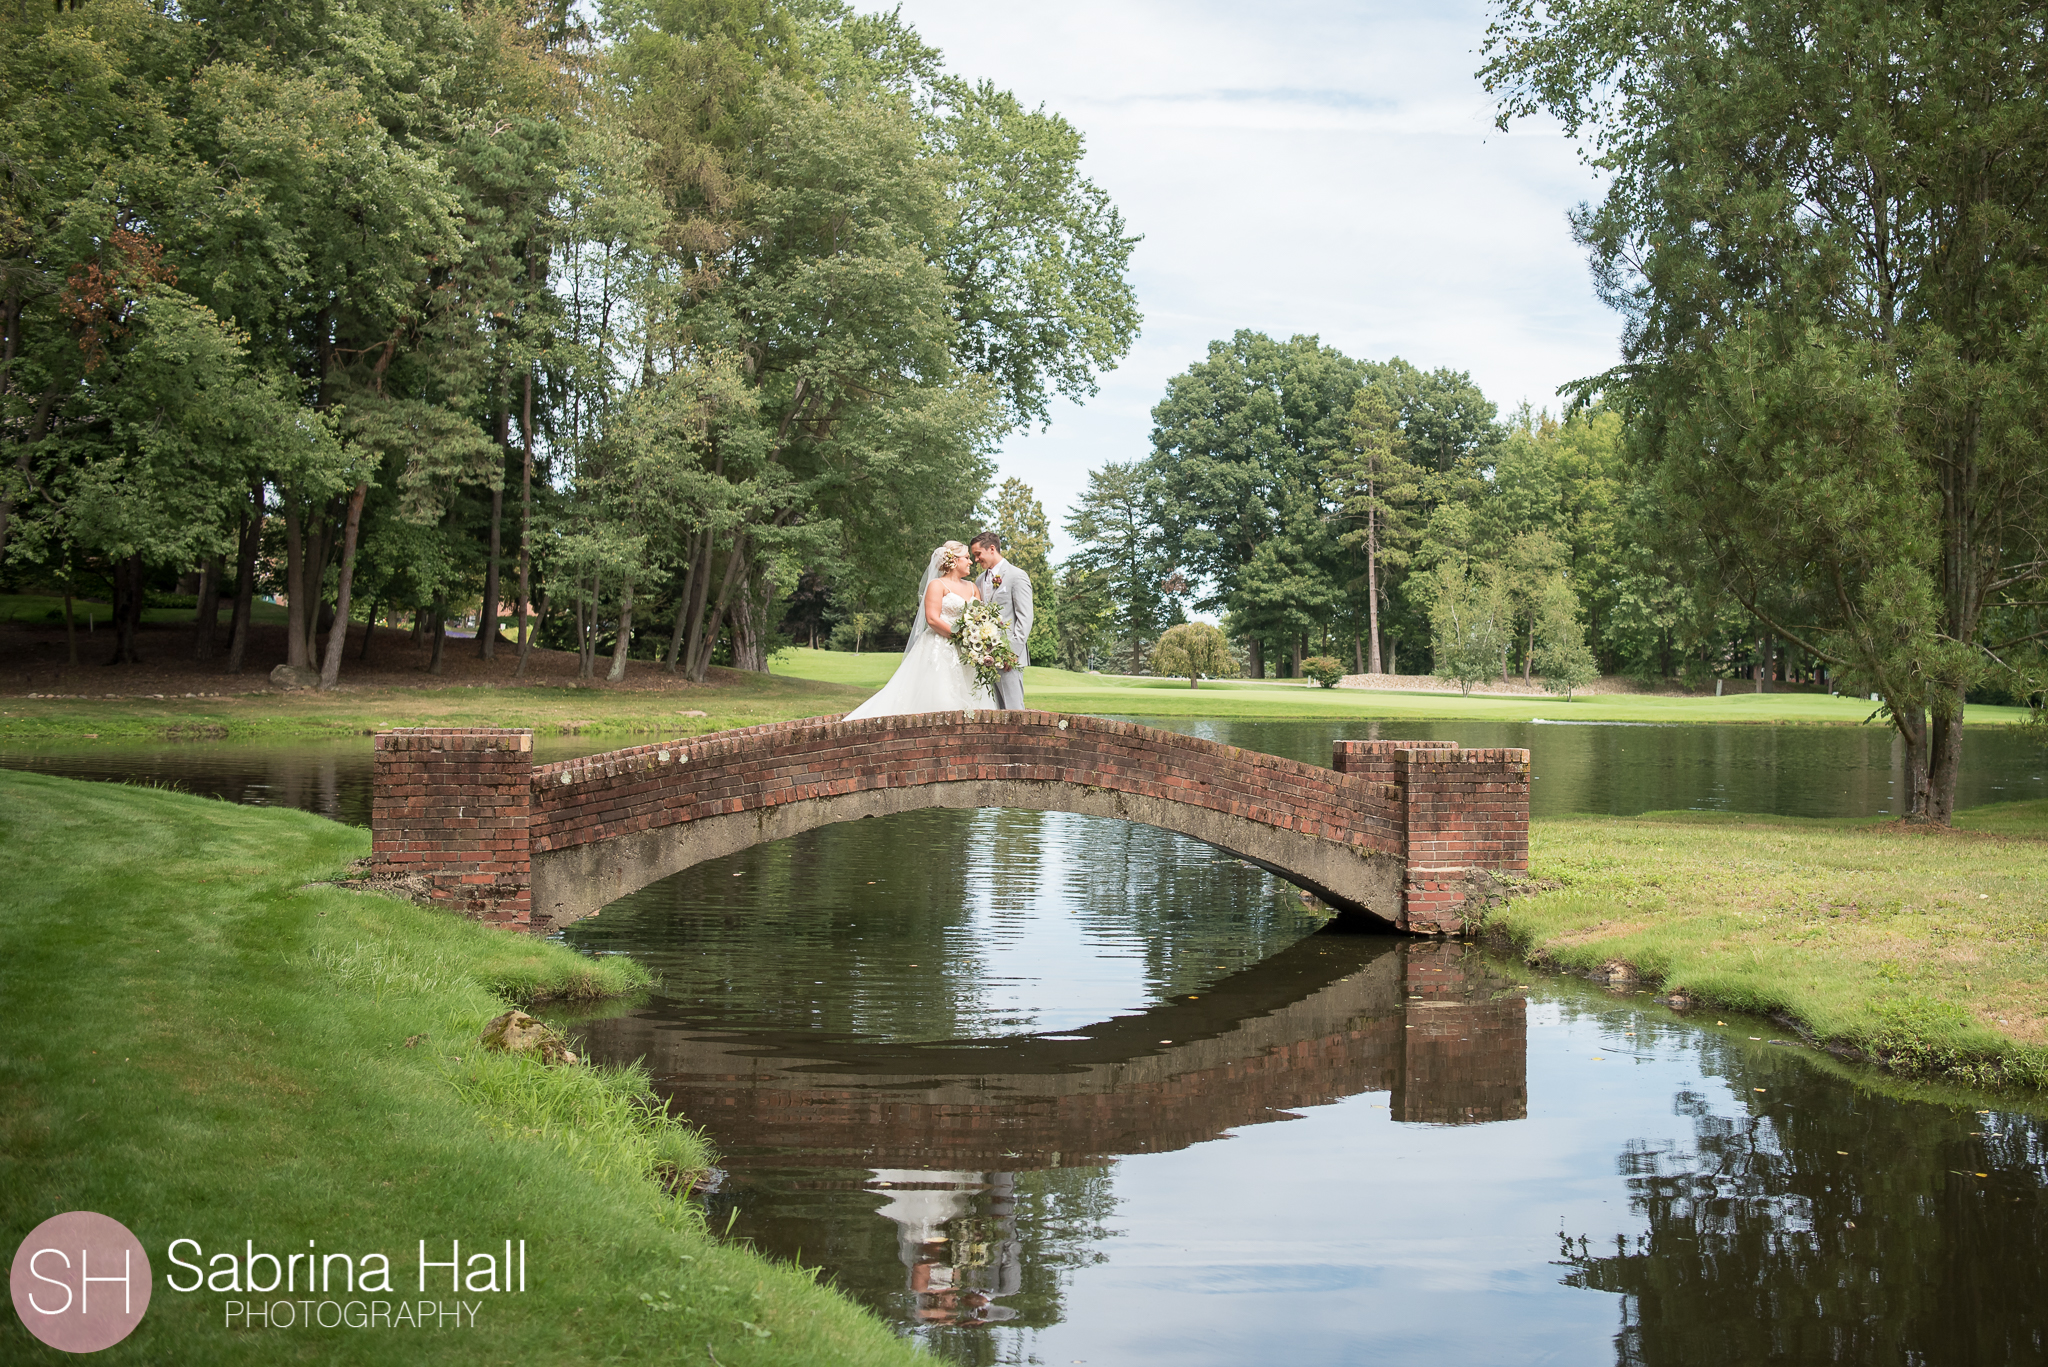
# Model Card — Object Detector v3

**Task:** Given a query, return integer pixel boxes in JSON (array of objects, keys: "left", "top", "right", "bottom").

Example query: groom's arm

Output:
[{"left": 1009, "top": 570, "right": 1034, "bottom": 663}]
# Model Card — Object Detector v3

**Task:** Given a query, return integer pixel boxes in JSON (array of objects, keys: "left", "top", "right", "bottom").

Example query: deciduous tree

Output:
[{"left": 1484, "top": 0, "right": 2048, "bottom": 823}]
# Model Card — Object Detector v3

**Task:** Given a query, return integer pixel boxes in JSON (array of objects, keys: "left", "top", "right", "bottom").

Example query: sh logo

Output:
[{"left": 10, "top": 1212, "right": 152, "bottom": 1352}]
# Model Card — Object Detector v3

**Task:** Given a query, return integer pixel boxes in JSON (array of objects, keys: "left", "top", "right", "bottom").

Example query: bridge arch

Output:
[{"left": 368, "top": 714, "right": 1529, "bottom": 936}]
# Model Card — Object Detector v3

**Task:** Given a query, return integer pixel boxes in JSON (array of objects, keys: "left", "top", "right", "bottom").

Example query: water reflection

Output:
[
  {"left": 566, "top": 803, "right": 2048, "bottom": 1365},
  {"left": 581, "top": 932, "right": 1527, "bottom": 1352},
  {"left": 571, "top": 807, "right": 1532, "bottom": 1356},
  {"left": 1559, "top": 1041, "right": 2048, "bottom": 1365},
  {"left": 579, "top": 934, "right": 1527, "bottom": 1172},
  {"left": 1134, "top": 716, "right": 2043, "bottom": 818}
]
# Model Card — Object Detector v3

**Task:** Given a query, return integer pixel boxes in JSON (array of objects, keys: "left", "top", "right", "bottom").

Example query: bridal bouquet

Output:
[{"left": 951, "top": 600, "right": 1019, "bottom": 696}]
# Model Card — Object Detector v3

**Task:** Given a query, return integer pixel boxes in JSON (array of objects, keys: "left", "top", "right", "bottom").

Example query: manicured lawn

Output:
[
  {"left": 774, "top": 647, "right": 2029, "bottom": 726},
  {"left": 1498, "top": 800, "right": 2048, "bottom": 1087},
  {"left": 0, "top": 770, "right": 920, "bottom": 1366},
  {"left": 0, "top": 671, "right": 870, "bottom": 742},
  {"left": 3, "top": 639, "right": 2028, "bottom": 741}
]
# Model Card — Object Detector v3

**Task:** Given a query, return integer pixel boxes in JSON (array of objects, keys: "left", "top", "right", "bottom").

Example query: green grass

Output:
[
  {"left": 0, "top": 770, "right": 920, "bottom": 1366},
  {"left": 0, "top": 671, "right": 871, "bottom": 742},
  {"left": 4, "top": 633, "right": 2027, "bottom": 739},
  {"left": 1496, "top": 801, "right": 2048, "bottom": 1088},
  {"left": 774, "top": 646, "right": 2030, "bottom": 726}
]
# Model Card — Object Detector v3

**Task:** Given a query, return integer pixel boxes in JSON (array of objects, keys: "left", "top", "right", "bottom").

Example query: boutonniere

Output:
[{"left": 991, "top": 573, "right": 1003, "bottom": 588}]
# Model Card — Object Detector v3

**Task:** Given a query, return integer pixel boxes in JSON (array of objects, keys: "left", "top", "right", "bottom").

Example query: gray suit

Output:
[{"left": 976, "top": 558, "right": 1033, "bottom": 710}]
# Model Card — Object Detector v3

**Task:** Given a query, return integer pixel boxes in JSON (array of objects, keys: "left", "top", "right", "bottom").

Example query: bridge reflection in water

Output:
[{"left": 576, "top": 936, "right": 1527, "bottom": 1333}]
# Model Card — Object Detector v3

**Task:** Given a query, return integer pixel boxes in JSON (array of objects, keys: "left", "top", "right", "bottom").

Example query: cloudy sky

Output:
[{"left": 888, "top": 0, "right": 1621, "bottom": 555}]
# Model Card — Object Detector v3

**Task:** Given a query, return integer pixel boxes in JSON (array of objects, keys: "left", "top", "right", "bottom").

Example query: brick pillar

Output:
[
  {"left": 1331, "top": 738, "right": 1457, "bottom": 785},
  {"left": 1393, "top": 745, "right": 1530, "bottom": 934},
  {"left": 371, "top": 728, "right": 534, "bottom": 928}
]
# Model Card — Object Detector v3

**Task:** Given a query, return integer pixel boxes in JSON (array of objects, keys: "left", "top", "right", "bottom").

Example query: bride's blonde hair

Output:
[{"left": 935, "top": 540, "right": 971, "bottom": 575}]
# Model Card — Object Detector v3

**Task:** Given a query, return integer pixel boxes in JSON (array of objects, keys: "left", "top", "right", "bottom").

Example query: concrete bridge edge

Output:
[{"left": 529, "top": 778, "right": 1411, "bottom": 934}]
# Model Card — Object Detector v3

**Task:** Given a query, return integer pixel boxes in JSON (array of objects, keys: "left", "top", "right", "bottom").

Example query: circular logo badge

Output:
[{"left": 10, "top": 1212, "right": 152, "bottom": 1353}]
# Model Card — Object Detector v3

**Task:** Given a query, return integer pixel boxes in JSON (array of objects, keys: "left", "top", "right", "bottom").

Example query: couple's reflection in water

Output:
[
  {"left": 870, "top": 1170, "right": 1020, "bottom": 1328},
  {"left": 578, "top": 929, "right": 1531, "bottom": 1342}
]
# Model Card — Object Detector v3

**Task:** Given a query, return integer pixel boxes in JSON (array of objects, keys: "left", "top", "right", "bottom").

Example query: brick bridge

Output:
[{"left": 369, "top": 712, "right": 1529, "bottom": 936}]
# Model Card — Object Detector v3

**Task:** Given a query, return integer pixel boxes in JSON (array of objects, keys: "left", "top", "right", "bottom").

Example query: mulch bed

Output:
[{"left": 3, "top": 618, "right": 732, "bottom": 697}]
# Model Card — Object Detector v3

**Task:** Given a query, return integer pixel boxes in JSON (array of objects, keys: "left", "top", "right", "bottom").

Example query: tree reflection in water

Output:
[
  {"left": 574, "top": 808, "right": 1536, "bottom": 1359},
  {"left": 1560, "top": 1043, "right": 2048, "bottom": 1365}
]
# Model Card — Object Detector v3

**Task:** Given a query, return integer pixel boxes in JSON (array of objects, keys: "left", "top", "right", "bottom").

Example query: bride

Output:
[{"left": 844, "top": 542, "right": 997, "bottom": 720}]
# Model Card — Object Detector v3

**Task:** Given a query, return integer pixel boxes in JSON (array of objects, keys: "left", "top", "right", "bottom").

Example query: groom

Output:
[{"left": 970, "top": 531, "right": 1033, "bottom": 710}]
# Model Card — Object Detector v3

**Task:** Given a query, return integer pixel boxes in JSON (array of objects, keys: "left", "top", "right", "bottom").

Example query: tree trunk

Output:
[
  {"left": 1756, "top": 634, "right": 1773, "bottom": 693},
  {"left": 359, "top": 597, "right": 378, "bottom": 660},
  {"left": 687, "top": 532, "right": 751, "bottom": 683},
  {"left": 1249, "top": 637, "right": 1264, "bottom": 679},
  {"left": 191, "top": 557, "right": 218, "bottom": 660},
  {"left": 63, "top": 579, "right": 77, "bottom": 667},
  {"left": 606, "top": 577, "right": 634, "bottom": 682},
  {"left": 317, "top": 482, "right": 367, "bottom": 691},
  {"left": 728, "top": 567, "right": 772, "bottom": 673},
  {"left": 516, "top": 589, "right": 545, "bottom": 679},
  {"left": 283, "top": 501, "right": 309, "bottom": 670},
  {"left": 1366, "top": 511, "right": 1383, "bottom": 674},
  {"left": 575, "top": 574, "right": 598, "bottom": 680},
  {"left": 1894, "top": 703, "right": 1930, "bottom": 820},
  {"left": 428, "top": 593, "right": 447, "bottom": 675},
  {"left": 1523, "top": 619, "right": 1535, "bottom": 682},
  {"left": 226, "top": 482, "right": 261, "bottom": 674},
  {"left": 517, "top": 367, "right": 534, "bottom": 656},
  {"left": 295, "top": 505, "right": 337, "bottom": 669},
  {"left": 1927, "top": 698, "right": 1964, "bottom": 826},
  {"left": 107, "top": 552, "right": 144, "bottom": 665},
  {"left": 1387, "top": 635, "right": 1398, "bottom": 676},
  {"left": 1353, "top": 629, "right": 1364, "bottom": 676},
  {"left": 667, "top": 528, "right": 709, "bottom": 672},
  {"left": 479, "top": 476, "right": 502, "bottom": 660}
]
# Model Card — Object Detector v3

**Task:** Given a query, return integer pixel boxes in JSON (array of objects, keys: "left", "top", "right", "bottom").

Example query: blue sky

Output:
[{"left": 890, "top": 0, "right": 1622, "bottom": 555}]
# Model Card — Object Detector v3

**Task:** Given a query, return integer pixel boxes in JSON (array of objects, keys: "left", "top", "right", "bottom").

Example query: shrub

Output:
[{"left": 1301, "top": 655, "right": 1345, "bottom": 689}]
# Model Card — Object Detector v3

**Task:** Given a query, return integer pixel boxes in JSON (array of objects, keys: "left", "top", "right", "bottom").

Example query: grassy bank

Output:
[
  {"left": 0, "top": 770, "right": 919, "bottom": 1366},
  {"left": 775, "top": 647, "right": 2030, "bottom": 727},
  {"left": 1500, "top": 801, "right": 2048, "bottom": 1088},
  {"left": 0, "top": 669, "right": 868, "bottom": 742}
]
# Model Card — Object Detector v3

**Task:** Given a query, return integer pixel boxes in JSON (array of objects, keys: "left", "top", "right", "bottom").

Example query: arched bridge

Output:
[{"left": 368, "top": 713, "right": 1529, "bottom": 935}]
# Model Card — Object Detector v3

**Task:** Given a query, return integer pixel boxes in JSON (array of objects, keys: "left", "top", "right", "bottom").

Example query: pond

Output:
[
  {"left": 8, "top": 716, "right": 2045, "bottom": 1362},
  {"left": 565, "top": 804, "right": 2048, "bottom": 1366},
  {"left": 4, "top": 716, "right": 2040, "bottom": 825}
]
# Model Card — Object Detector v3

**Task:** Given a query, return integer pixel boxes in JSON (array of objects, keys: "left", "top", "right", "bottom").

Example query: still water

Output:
[
  {"left": 4, "top": 717, "right": 2040, "bottom": 824},
  {"left": 8, "top": 719, "right": 2045, "bottom": 1362},
  {"left": 566, "top": 806, "right": 2048, "bottom": 1366}
]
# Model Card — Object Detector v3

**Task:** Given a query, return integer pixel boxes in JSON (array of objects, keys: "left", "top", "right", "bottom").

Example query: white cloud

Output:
[{"left": 893, "top": 0, "right": 1621, "bottom": 556}]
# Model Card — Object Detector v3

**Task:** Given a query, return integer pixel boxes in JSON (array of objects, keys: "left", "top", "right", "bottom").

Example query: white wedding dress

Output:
[{"left": 844, "top": 592, "right": 997, "bottom": 720}]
